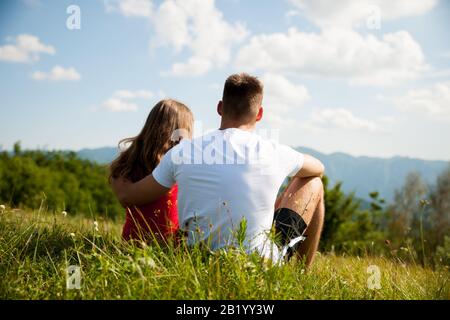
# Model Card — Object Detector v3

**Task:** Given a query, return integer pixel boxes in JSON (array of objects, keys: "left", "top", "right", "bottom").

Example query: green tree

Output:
[
  {"left": 386, "top": 169, "right": 450, "bottom": 266},
  {"left": 320, "top": 176, "right": 360, "bottom": 251},
  {"left": 0, "top": 145, "right": 123, "bottom": 219},
  {"left": 427, "top": 166, "right": 450, "bottom": 258}
]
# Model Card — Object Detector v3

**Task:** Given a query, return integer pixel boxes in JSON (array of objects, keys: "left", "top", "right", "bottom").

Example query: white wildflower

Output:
[
  {"left": 138, "top": 257, "right": 156, "bottom": 268},
  {"left": 0, "top": 205, "right": 5, "bottom": 212},
  {"left": 140, "top": 241, "right": 147, "bottom": 249},
  {"left": 93, "top": 220, "right": 99, "bottom": 232},
  {"left": 61, "top": 210, "right": 67, "bottom": 217},
  {"left": 70, "top": 232, "right": 76, "bottom": 238}
]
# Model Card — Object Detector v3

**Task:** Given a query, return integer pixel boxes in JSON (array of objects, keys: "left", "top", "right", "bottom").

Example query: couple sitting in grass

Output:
[{"left": 110, "top": 73, "right": 325, "bottom": 267}]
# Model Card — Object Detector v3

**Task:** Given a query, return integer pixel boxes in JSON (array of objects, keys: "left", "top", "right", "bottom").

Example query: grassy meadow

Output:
[{"left": 0, "top": 206, "right": 448, "bottom": 300}]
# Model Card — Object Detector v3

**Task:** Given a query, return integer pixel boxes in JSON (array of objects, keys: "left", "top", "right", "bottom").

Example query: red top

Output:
[{"left": 122, "top": 185, "right": 179, "bottom": 243}]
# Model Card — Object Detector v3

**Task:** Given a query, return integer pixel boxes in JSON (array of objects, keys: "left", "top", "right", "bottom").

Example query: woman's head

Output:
[{"left": 110, "top": 99, "right": 193, "bottom": 182}]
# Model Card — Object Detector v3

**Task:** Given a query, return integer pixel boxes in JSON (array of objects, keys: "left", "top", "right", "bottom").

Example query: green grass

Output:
[{"left": 0, "top": 207, "right": 448, "bottom": 300}]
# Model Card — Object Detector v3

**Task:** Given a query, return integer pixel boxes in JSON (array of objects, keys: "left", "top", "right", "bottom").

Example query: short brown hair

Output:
[{"left": 222, "top": 73, "right": 263, "bottom": 121}]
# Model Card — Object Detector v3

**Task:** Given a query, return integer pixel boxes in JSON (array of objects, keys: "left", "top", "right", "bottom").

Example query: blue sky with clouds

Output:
[{"left": 0, "top": 0, "right": 449, "bottom": 160}]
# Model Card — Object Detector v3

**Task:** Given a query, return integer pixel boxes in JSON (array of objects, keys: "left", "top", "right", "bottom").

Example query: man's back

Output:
[{"left": 153, "top": 128, "right": 304, "bottom": 258}]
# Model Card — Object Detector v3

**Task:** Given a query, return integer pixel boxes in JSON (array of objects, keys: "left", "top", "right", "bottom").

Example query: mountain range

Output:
[{"left": 77, "top": 146, "right": 449, "bottom": 202}]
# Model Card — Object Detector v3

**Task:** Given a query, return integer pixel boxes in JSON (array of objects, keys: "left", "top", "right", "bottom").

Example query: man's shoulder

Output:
[{"left": 252, "top": 134, "right": 288, "bottom": 150}]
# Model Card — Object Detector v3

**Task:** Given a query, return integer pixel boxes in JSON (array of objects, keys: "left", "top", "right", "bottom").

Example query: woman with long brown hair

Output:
[{"left": 109, "top": 99, "right": 193, "bottom": 243}]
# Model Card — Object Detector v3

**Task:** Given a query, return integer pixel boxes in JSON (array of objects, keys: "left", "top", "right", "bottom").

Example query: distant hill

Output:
[
  {"left": 77, "top": 146, "right": 449, "bottom": 202},
  {"left": 77, "top": 147, "right": 119, "bottom": 164},
  {"left": 295, "top": 147, "right": 449, "bottom": 202}
]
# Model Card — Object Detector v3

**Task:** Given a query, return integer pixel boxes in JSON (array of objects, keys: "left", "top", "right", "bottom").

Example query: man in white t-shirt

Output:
[{"left": 112, "top": 73, "right": 325, "bottom": 267}]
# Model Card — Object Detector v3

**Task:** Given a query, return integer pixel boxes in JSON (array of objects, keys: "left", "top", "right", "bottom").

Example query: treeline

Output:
[
  {"left": 0, "top": 143, "right": 448, "bottom": 266},
  {"left": 321, "top": 168, "right": 450, "bottom": 267},
  {"left": 0, "top": 142, "right": 122, "bottom": 219}
]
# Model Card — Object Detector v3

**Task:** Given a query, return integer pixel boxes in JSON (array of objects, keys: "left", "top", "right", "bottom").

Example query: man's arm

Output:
[
  {"left": 111, "top": 174, "right": 170, "bottom": 207},
  {"left": 295, "top": 154, "right": 325, "bottom": 178}
]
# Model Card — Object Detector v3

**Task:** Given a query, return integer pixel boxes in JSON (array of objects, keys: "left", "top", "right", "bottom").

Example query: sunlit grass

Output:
[{"left": 0, "top": 207, "right": 448, "bottom": 300}]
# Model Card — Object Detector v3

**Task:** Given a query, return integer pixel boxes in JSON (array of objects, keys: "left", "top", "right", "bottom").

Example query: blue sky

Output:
[{"left": 0, "top": 0, "right": 449, "bottom": 160}]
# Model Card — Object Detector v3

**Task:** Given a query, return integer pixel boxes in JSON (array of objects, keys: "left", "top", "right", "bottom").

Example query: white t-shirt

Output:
[{"left": 152, "top": 128, "right": 304, "bottom": 260}]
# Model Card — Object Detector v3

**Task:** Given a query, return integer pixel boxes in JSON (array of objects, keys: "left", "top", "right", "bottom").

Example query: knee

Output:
[
  {"left": 307, "top": 176, "right": 324, "bottom": 197},
  {"left": 286, "top": 176, "right": 325, "bottom": 203}
]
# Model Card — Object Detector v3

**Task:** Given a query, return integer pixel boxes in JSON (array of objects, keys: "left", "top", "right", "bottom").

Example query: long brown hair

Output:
[{"left": 109, "top": 99, "right": 193, "bottom": 182}]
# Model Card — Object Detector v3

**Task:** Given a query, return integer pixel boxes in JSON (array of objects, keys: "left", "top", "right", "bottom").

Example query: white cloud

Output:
[
  {"left": 286, "top": 10, "right": 300, "bottom": 19},
  {"left": 422, "top": 68, "right": 450, "bottom": 80},
  {"left": 0, "top": 34, "right": 55, "bottom": 63},
  {"left": 260, "top": 73, "right": 310, "bottom": 127},
  {"left": 390, "top": 81, "right": 450, "bottom": 121},
  {"left": 380, "top": 116, "right": 396, "bottom": 125},
  {"left": 105, "top": 0, "right": 248, "bottom": 77},
  {"left": 155, "top": 0, "right": 248, "bottom": 77},
  {"left": 235, "top": 0, "right": 433, "bottom": 87},
  {"left": 113, "top": 89, "right": 153, "bottom": 99},
  {"left": 150, "top": 0, "right": 191, "bottom": 52},
  {"left": 262, "top": 73, "right": 310, "bottom": 110},
  {"left": 288, "top": 0, "right": 437, "bottom": 28},
  {"left": 103, "top": 0, "right": 153, "bottom": 17},
  {"left": 235, "top": 27, "right": 427, "bottom": 86},
  {"left": 103, "top": 98, "right": 139, "bottom": 112},
  {"left": 163, "top": 57, "right": 212, "bottom": 77},
  {"left": 31, "top": 66, "right": 81, "bottom": 81},
  {"left": 307, "top": 108, "right": 382, "bottom": 132},
  {"left": 101, "top": 89, "right": 153, "bottom": 112}
]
